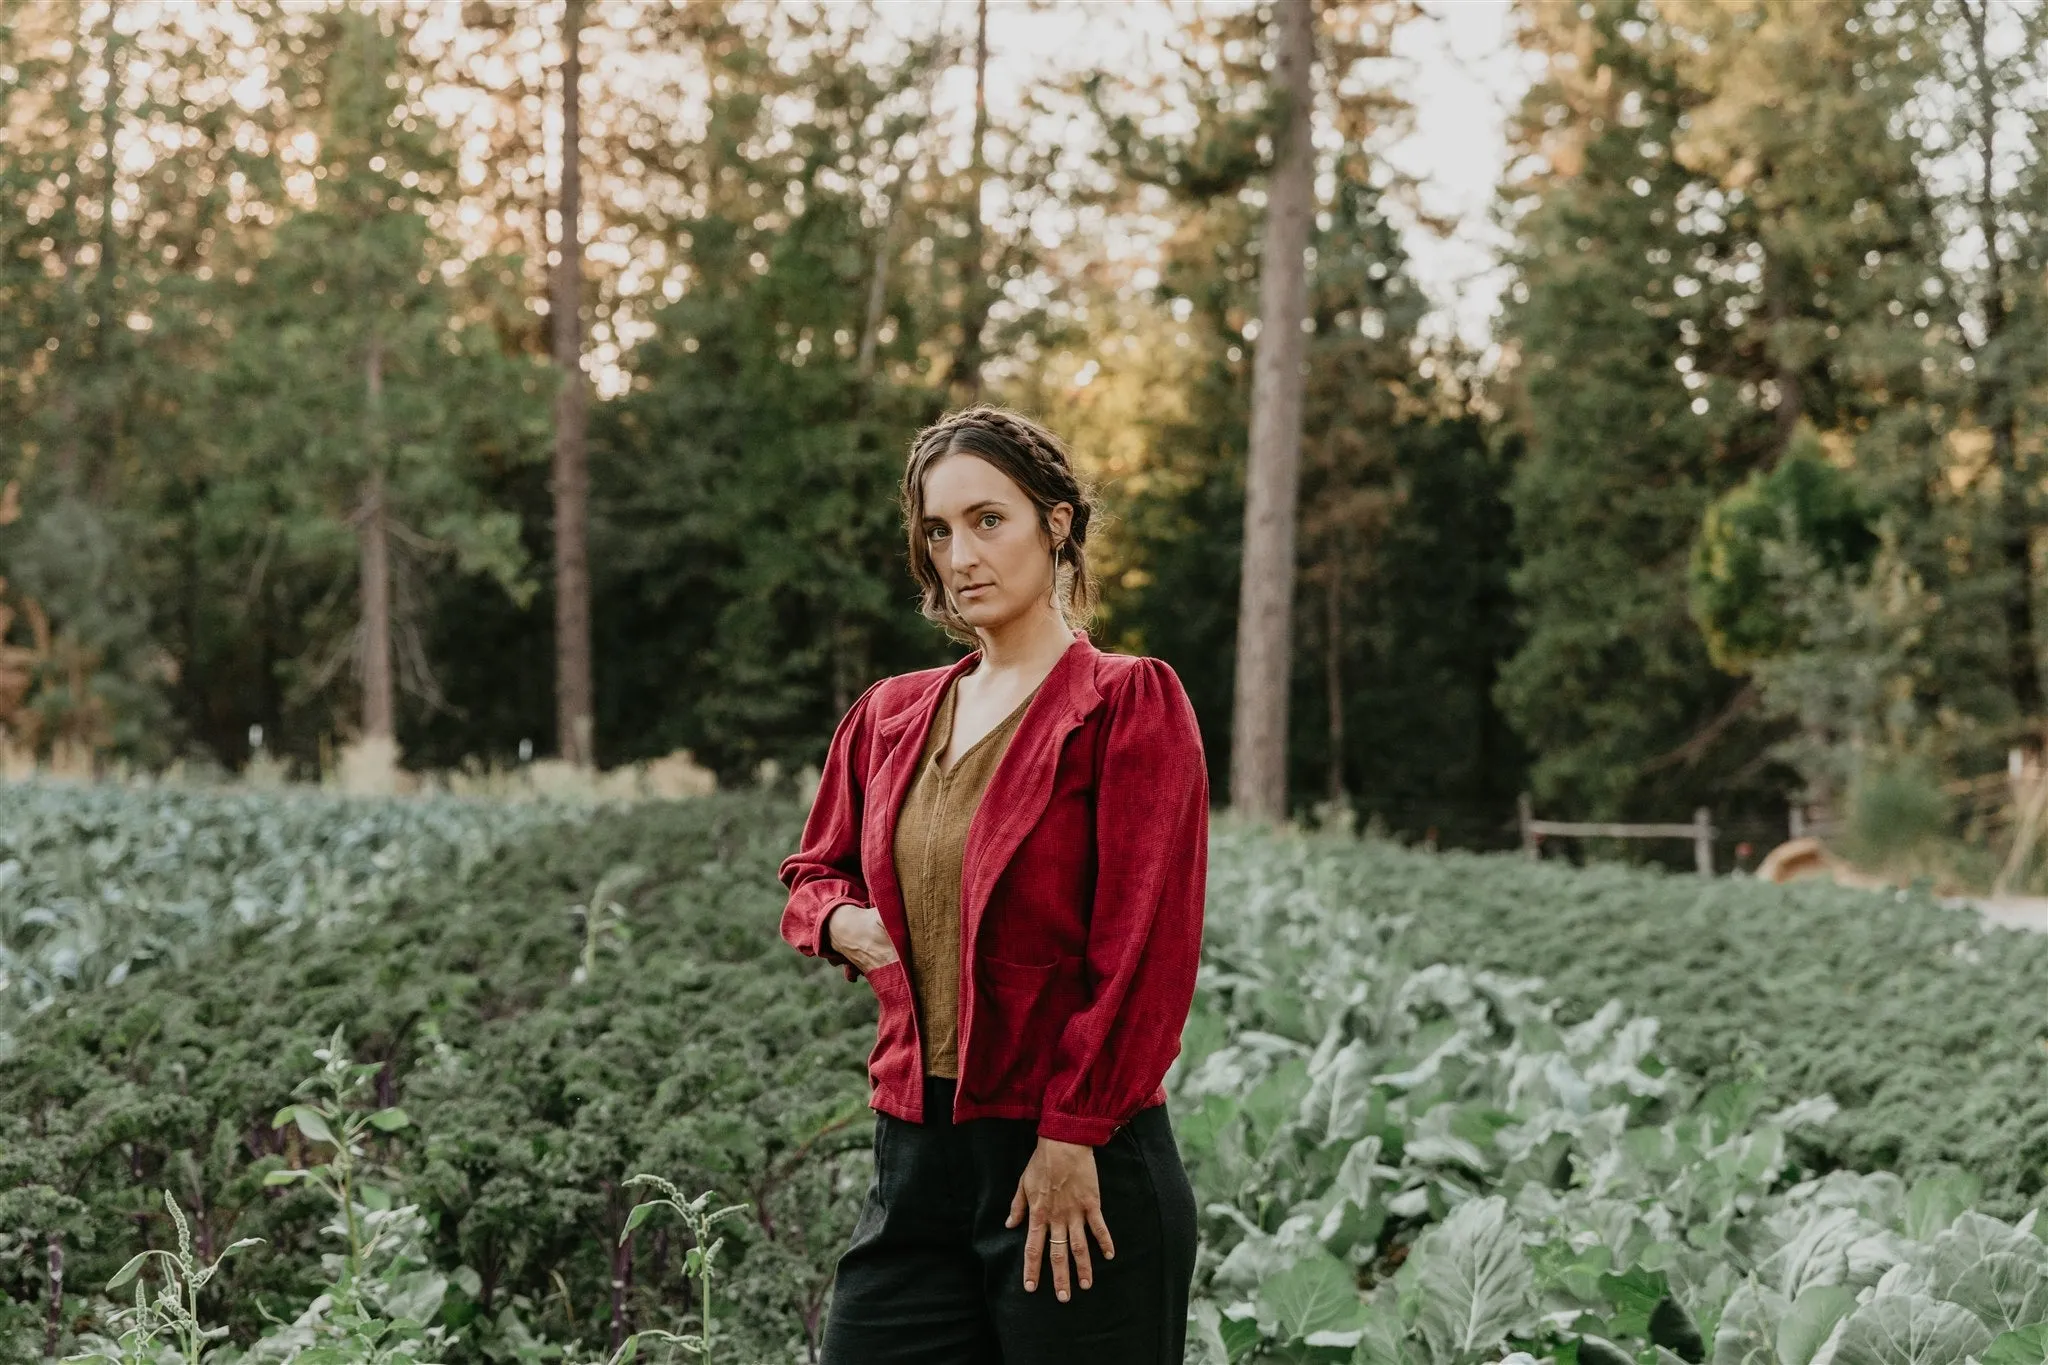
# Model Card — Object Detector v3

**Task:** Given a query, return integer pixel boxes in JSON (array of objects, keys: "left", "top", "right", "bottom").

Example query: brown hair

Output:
[{"left": 901, "top": 406, "right": 1100, "bottom": 646}]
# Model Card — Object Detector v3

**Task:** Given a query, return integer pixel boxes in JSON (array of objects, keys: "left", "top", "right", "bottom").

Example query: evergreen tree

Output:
[
  {"left": 587, "top": 9, "right": 963, "bottom": 780},
  {"left": 1496, "top": 0, "right": 1941, "bottom": 824},
  {"left": 210, "top": 7, "right": 544, "bottom": 765}
]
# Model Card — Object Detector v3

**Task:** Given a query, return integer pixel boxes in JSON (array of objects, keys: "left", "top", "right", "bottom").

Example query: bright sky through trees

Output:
[{"left": 884, "top": 0, "right": 1527, "bottom": 351}]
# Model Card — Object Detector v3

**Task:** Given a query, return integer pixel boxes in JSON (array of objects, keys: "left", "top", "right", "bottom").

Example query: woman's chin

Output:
[{"left": 957, "top": 597, "right": 1014, "bottom": 626}]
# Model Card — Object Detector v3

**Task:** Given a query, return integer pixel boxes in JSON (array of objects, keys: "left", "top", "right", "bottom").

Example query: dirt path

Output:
[{"left": 1943, "top": 894, "right": 2048, "bottom": 933}]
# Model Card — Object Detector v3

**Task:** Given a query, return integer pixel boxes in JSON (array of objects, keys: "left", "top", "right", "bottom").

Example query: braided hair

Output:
[{"left": 901, "top": 405, "right": 1101, "bottom": 645}]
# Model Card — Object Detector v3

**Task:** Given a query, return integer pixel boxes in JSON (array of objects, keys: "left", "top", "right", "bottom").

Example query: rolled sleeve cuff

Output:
[{"left": 1035, "top": 1108, "right": 1119, "bottom": 1147}]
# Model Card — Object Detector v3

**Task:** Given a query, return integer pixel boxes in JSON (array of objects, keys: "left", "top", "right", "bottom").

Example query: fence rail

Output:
[{"left": 1518, "top": 794, "right": 1716, "bottom": 876}]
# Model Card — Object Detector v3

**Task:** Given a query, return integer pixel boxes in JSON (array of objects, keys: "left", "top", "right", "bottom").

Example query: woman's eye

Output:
[{"left": 980, "top": 513, "right": 1000, "bottom": 529}]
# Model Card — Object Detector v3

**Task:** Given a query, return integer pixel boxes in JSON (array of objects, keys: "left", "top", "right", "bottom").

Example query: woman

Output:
[{"left": 777, "top": 406, "right": 1209, "bottom": 1363}]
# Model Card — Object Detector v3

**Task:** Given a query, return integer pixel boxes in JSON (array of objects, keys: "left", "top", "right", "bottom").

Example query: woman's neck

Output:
[{"left": 972, "top": 609, "right": 1076, "bottom": 681}]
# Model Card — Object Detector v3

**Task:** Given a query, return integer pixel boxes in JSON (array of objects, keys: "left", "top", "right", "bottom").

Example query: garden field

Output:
[{"left": 3, "top": 784, "right": 2047, "bottom": 1365}]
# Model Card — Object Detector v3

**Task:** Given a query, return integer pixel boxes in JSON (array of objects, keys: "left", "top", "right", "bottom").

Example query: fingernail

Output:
[
  {"left": 1058, "top": 1290, "right": 1069, "bottom": 1302},
  {"left": 1024, "top": 1280, "right": 1035, "bottom": 1291},
  {"left": 1081, "top": 1279, "right": 1092, "bottom": 1289}
]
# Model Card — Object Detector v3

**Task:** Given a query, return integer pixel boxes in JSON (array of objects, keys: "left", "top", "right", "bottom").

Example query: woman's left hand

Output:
[{"left": 1006, "top": 1135, "right": 1116, "bottom": 1300}]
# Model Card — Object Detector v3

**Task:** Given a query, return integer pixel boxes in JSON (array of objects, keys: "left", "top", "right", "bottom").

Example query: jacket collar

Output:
[{"left": 863, "top": 627, "right": 1107, "bottom": 962}]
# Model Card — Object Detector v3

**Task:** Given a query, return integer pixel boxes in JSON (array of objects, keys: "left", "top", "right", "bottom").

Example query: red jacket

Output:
[{"left": 777, "top": 628, "right": 1209, "bottom": 1145}]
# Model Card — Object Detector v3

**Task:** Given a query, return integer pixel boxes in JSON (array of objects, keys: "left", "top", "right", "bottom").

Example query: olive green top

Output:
[{"left": 891, "top": 674, "right": 1041, "bottom": 1079}]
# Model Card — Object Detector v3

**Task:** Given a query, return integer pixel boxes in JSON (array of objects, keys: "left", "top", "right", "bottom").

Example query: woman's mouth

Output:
[{"left": 960, "top": 584, "right": 992, "bottom": 598}]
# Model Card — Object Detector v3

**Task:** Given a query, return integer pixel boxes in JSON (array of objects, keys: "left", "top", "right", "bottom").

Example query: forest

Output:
[{"left": 6, "top": 0, "right": 2042, "bottom": 878}]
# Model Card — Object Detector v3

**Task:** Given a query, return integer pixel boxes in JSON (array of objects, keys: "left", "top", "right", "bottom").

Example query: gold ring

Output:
[{"left": 1048, "top": 1234, "right": 1068, "bottom": 1243}]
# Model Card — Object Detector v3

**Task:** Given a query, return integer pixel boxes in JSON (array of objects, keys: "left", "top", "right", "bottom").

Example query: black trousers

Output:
[{"left": 820, "top": 1076, "right": 1198, "bottom": 1364}]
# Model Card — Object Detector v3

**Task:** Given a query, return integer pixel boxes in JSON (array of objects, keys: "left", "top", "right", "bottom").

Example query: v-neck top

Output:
[{"left": 891, "top": 673, "right": 1042, "bottom": 1078}]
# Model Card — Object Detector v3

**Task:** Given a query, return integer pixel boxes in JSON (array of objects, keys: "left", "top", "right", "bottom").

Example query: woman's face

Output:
[{"left": 920, "top": 452, "right": 1071, "bottom": 630}]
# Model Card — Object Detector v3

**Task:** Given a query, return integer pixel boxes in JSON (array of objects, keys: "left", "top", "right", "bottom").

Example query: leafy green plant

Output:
[
  {"left": 570, "top": 865, "right": 647, "bottom": 985},
  {"left": 0, "top": 791, "right": 872, "bottom": 1359},
  {"left": 0, "top": 782, "right": 571, "bottom": 1054},
  {"left": 1180, "top": 825, "right": 2048, "bottom": 1364},
  {"left": 1271, "top": 825, "right": 2048, "bottom": 1216},
  {"left": 1689, "top": 426, "right": 1879, "bottom": 675},
  {"left": 12, "top": 789, "right": 2048, "bottom": 1364},
  {"left": 63, "top": 1193, "right": 262, "bottom": 1365},
  {"left": 616, "top": 1178, "right": 750, "bottom": 1361},
  {"left": 1842, "top": 758, "right": 1953, "bottom": 870},
  {"left": 264, "top": 1026, "right": 416, "bottom": 1277}
]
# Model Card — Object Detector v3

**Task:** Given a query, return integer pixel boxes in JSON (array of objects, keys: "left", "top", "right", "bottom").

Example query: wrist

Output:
[{"left": 818, "top": 901, "right": 855, "bottom": 963}]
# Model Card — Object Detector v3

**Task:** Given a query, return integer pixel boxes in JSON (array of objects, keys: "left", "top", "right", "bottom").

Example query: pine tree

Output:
[
  {"left": 211, "top": 6, "right": 543, "bottom": 766},
  {"left": 1496, "top": 0, "right": 1943, "bottom": 822}
]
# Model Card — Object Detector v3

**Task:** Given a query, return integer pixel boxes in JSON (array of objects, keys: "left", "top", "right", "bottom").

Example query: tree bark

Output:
[
  {"left": 1230, "top": 0, "right": 1316, "bottom": 822},
  {"left": 88, "top": 1, "right": 121, "bottom": 502},
  {"left": 1962, "top": 0, "right": 2042, "bottom": 731},
  {"left": 43, "top": 1230, "right": 64, "bottom": 1360},
  {"left": 54, "top": 11, "right": 91, "bottom": 490},
  {"left": 552, "top": 0, "right": 595, "bottom": 767},
  {"left": 360, "top": 339, "right": 394, "bottom": 742},
  {"left": 950, "top": 0, "right": 991, "bottom": 404},
  {"left": 1325, "top": 562, "right": 1345, "bottom": 807},
  {"left": 1763, "top": 238, "right": 1803, "bottom": 453}
]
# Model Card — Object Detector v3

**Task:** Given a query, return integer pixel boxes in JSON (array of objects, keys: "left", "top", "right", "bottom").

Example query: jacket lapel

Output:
[
  {"left": 862, "top": 629, "right": 1108, "bottom": 962},
  {"left": 960, "top": 631, "right": 1105, "bottom": 964}
]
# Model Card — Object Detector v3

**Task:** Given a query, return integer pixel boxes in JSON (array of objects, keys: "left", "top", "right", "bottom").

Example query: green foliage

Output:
[
  {"left": 0, "top": 497, "right": 176, "bottom": 763},
  {"left": 1495, "top": 0, "right": 1766, "bottom": 820},
  {"left": 1060, "top": 3, "right": 1522, "bottom": 830},
  {"left": 1842, "top": 759, "right": 1953, "bottom": 869},
  {"left": 1, "top": 790, "right": 876, "bottom": 1361},
  {"left": 60, "top": 1040, "right": 749, "bottom": 1365},
  {"left": 1496, "top": 0, "right": 1945, "bottom": 821},
  {"left": 9, "top": 787, "right": 2047, "bottom": 1364},
  {"left": 0, "top": 781, "right": 564, "bottom": 1050},
  {"left": 614, "top": 1177, "right": 750, "bottom": 1361},
  {"left": 1182, "top": 824, "right": 2048, "bottom": 1365},
  {"left": 65, "top": 1192, "right": 263, "bottom": 1365},
  {"left": 1354, "top": 837, "right": 2048, "bottom": 1215},
  {"left": 1690, "top": 434, "right": 1879, "bottom": 673}
]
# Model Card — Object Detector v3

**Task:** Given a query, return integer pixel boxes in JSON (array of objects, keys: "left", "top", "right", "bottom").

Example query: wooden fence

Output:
[{"left": 1518, "top": 793, "right": 1717, "bottom": 876}]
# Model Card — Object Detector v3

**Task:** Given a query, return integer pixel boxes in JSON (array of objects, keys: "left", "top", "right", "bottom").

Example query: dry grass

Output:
[{"left": 0, "top": 736, "right": 728, "bottom": 807}]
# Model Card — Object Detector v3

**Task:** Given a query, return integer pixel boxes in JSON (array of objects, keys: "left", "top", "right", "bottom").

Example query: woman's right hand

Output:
[{"left": 826, "top": 903, "right": 899, "bottom": 975}]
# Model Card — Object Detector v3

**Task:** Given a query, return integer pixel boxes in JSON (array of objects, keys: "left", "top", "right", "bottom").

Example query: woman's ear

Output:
[{"left": 1048, "top": 501, "right": 1074, "bottom": 548}]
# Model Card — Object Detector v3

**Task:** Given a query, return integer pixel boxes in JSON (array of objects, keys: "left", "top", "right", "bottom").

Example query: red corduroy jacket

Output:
[{"left": 777, "top": 628, "right": 1209, "bottom": 1146}]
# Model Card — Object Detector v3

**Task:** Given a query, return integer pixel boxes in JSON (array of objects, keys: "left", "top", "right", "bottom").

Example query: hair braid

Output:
[{"left": 899, "top": 405, "right": 1101, "bottom": 644}]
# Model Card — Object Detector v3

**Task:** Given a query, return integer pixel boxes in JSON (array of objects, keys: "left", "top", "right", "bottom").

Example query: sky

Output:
[{"left": 891, "top": 0, "right": 1533, "bottom": 350}]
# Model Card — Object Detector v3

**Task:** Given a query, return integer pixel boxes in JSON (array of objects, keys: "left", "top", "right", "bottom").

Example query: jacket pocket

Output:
[
  {"left": 863, "top": 958, "right": 920, "bottom": 1095},
  {"left": 974, "top": 951, "right": 1086, "bottom": 1099}
]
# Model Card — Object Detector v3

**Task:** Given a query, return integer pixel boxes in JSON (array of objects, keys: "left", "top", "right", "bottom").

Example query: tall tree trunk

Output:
[
  {"left": 43, "top": 1230, "right": 63, "bottom": 1360},
  {"left": 951, "top": 0, "right": 991, "bottom": 404},
  {"left": 82, "top": 3, "right": 121, "bottom": 498},
  {"left": 1963, "top": 0, "right": 2042, "bottom": 732},
  {"left": 1325, "top": 563, "right": 1345, "bottom": 807},
  {"left": 1230, "top": 0, "right": 1316, "bottom": 822},
  {"left": 552, "top": 0, "right": 595, "bottom": 767},
  {"left": 360, "top": 340, "right": 394, "bottom": 744},
  {"left": 1763, "top": 239, "right": 1804, "bottom": 453},
  {"left": 859, "top": 58, "right": 942, "bottom": 385},
  {"left": 54, "top": 11, "right": 91, "bottom": 490}
]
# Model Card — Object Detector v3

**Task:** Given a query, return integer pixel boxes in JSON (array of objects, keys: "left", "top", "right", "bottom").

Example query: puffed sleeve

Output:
[
  {"left": 778, "top": 677, "right": 886, "bottom": 979},
  {"left": 1036, "top": 656, "right": 1209, "bottom": 1146}
]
